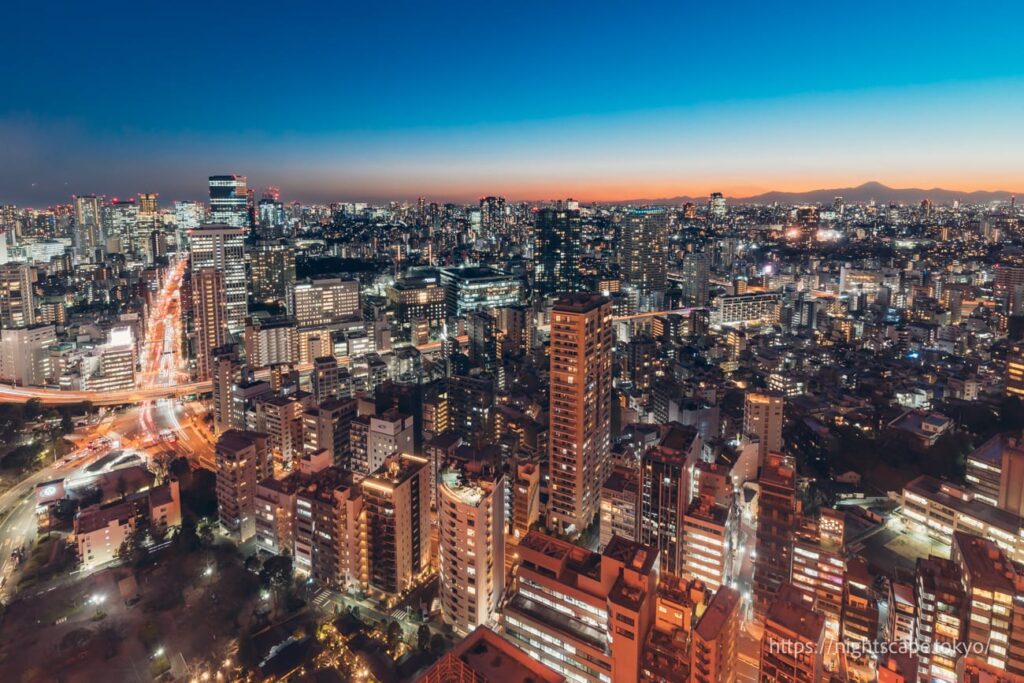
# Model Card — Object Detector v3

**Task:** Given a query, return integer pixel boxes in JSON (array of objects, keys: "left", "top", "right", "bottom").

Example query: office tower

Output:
[
  {"left": 251, "top": 240, "right": 296, "bottom": 310},
  {"left": 360, "top": 453, "right": 431, "bottom": 597},
  {"left": 0, "top": 324, "right": 56, "bottom": 386},
  {"left": 189, "top": 224, "right": 247, "bottom": 334},
  {"left": 503, "top": 533, "right": 658, "bottom": 683},
  {"left": 681, "top": 496, "right": 733, "bottom": 591},
  {"left": 680, "top": 251, "right": 710, "bottom": 306},
  {"left": 208, "top": 175, "right": 249, "bottom": 227},
  {"left": 294, "top": 468, "right": 365, "bottom": 590},
  {"left": 534, "top": 206, "right": 583, "bottom": 295},
  {"left": 173, "top": 199, "right": 204, "bottom": 231},
  {"left": 599, "top": 466, "right": 639, "bottom": 550},
  {"left": 759, "top": 584, "right": 825, "bottom": 683},
  {"left": 548, "top": 294, "right": 613, "bottom": 536},
  {"left": 743, "top": 390, "right": 785, "bottom": 465},
  {"left": 101, "top": 197, "right": 138, "bottom": 253},
  {"left": 440, "top": 266, "right": 523, "bottom": 317},
  {"left": 620, "top": 208, "right": 669, "bottom": 300},
  {"left": 438, "top": 462, "right": 505, "bottom": 636},
  {"left": 256, "top": 195, "right": 286, "bottom": 237},
  {"left": 215, "top": 430, "right": 271, "bottom": 541},
  {"left": 753, "top": 453, "right": 798, "bottom": 620},
  {"left": 293, "top": 277, "right": 360, "bottom": 327},
  {"left": 0, "top": 262, "right": 35, "bottom": 328},
  {"left": 479, "top": 196, "right": 506, "bottom": 232},
  {"left": 914, "top": 556, "right": 966, "bottom": 683},
  {"left": 211, "top": 344, "right": 241, "bottom": 434},
  {"left": 350, "top": 408, "right": 414, "bottom": 477},
  {"left": 952, "top": 532, "right": 1024, "bottom": 677},
  {"left": 419, "top": 626, "right": 565, "bottom": 683},
  {"left": 311, "top": 356, "right": 340, "bottom": 404},
  {"left": 1008, "top": 344, "right": 1024, "bottom": 399},
  {"left": 302, "top": 397, "right": 357, "bottom": 467},
  {"left": 690, "top": 586, "right": 741, "bottom": 683},
  {"left": 388, "top": 271, "right": 447, "bottom": 339},
  {"left": 192, "top": 268, "right": 229, "bottom": 381},
  {"left": 243, "top": 316, "right": 296, "bottom": 368},
  {"left": 639, "top": 424, "right": 701, "bottom": 577},
  {"left": 791, "top": 509, "right": 846, "bottom": 653},
  {"left": 709, "top": 192, "right": 727, "bottom": 219},
  {"left": 73, "top": 194, "right": 103, "bottom": 255},
  {"left": 136, "top": 192, "right": 159, "bottom": 261},
  {"left": 448, "top": 373, "right": 496, "bottom": 448}
]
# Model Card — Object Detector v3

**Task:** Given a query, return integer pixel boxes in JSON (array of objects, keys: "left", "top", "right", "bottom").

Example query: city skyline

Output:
[{"left": 4, "top": 2, "right": 1024, "bottom": 204}]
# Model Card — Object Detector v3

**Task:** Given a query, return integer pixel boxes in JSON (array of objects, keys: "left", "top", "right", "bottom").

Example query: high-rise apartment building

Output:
[
  {"left": 350, "top": 408, "right": 414, "bottom": 477},
  {"left": 502, "top": 533, "right": 659, "bottom": 683},
  {"left": 534, "top": 206, "right": 583, "bottom": 295},
  {"left": 189, "top": 224, "right": 247, "bottom": 334},
  {"left": 951, "top": 531, "right": 1024, "bottom": 677},
  {"left": 914, "top": 555, "right": 967, "bottom": 683},
  {"left": 208, "top": 175, "right": 249, "bottom": 227},
  {"left": 640, "top": 424, "right": 702, "bottom": 577},
  {"left": 191, "top": 267, "right": 228, "bottom": 381},
  {"left": 679, "top": 251, "right": 710, "bottom": 307},
  {"left": 600, "top": 466, "right": 639, "bottom": 550},
  {"left": 791, "top": 509, "right": 846, "bottom": 653},
  {"left": 251, "top": 240, "right": 295, "bottom": 311},
  {"left": 965, "top": 433, "right": 1024, "bottom": 517},
  {"left": 438, "top": 462, "right": 505, "bottom": 636},
  {"left": 743, "top": 390, "right": 785, "bottom": 465},
  {"left": 361, "top": 453, "right": 431, "bottom": 597},
  {"left": 620, "top": 208, "right": 669, "bottom": 300},
  {"left": 302, "top": 397, "right": 357, "bottom": 468},
  {"left": 548, "top": 294, "right": 613, "bottom": 536},
  {"left": 759, "top": 583, "right": 826, "bottom": 683},
  {"left": 0, "top": 262, "right": 35, "bottom": 328},
  {"left": 216, "top": 430, "right": 271, "bottom": 541},
  {"left": 690, "top": 586, "right": 741, "bottom": 683},
  {"left": 210, "top": 344, "right": 241, "bottom": 435},
  {"left": 753, "top": 453, "right": 798, "bottom": 620}
]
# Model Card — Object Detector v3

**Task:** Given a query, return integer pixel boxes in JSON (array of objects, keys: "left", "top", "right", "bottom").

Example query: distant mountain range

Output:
[{"left": 615, "top": 181, "right": 1019, "bottom": 206}]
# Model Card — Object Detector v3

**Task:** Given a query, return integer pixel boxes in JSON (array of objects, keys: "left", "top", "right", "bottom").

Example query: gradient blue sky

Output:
[{"left": 3, "top": 0, "right": 1024, "bottom": 205}]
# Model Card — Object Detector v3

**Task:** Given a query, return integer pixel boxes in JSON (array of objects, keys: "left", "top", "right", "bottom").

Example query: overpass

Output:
[
  {"left": 0, "top": 305, "right": 700, "bottom": 407},
  {"left": 0, "top": 338, "right": 455, "bottom": 406}
]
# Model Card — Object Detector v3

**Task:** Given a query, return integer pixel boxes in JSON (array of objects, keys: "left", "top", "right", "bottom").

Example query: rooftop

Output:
[
  {"left": 552, "top": 292, "right": 609, "bottom": 314},
  {"left": 766, "top": 584, "right": 826, "bottom": 643},
  {"left": 694, "top": 585, "right": 740, "bottom": 642},
  {"left": 905, "top": 475, "right": 1023, "bottom": 534},
  {"left": 421, "top": 626, "right": 564, "bottom": 683}
]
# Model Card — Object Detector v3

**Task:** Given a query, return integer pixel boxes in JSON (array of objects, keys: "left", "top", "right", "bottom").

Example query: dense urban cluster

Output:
[{"left": 1, "top": 176, "right": 1024, "bottom": 683}]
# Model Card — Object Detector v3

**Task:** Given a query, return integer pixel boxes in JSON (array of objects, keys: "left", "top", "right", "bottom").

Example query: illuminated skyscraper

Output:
[
  {"left": 548, "top": 293, "right": 613, "bottom": 536},
  {"left": 137, "top": 192, "right": 159, "bottom": 261},
  {"left": 709, "top": 192, "right": 727, "bottom": 219},
  {"left": 743, "top": 390, "right": 785, "bottom": 465},
  {"left": 438, "top": 462, "right": 505, "bottom": 636},
  {"left": 189, "top": 224, "right": 247, "bottom": 334},
  {"left": 208, "top": 175, "right": 249, "bottom": 228},
  {"left": 251, "top": 240, "right": 296, "bottom": 311},
  {"left": 0, "top": 262, "right": 36, "bottom": 328},
  {"left": 102, "top": 197, "right": 138, "bottom": 253},
  {"left": 533, "top": 206, "right": 583, "bottom": 295},
  {"left": 753, "top": 453, "right": 798, "bottom": 621},
  {"left": 192, "top": 267, "right": 229, "bottom": 381},
  {"left": 620, "top": 208, "right": 668, "bottom": 304},
  {"left": 73, "top": 194, "right": 103, "bottom": 256},
  {"left": 640, "top": 424, "right": 701, "bottom": 577}
]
